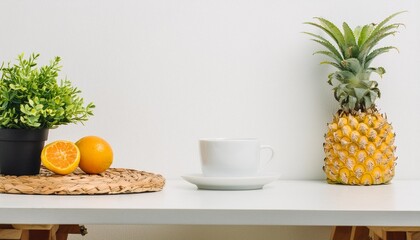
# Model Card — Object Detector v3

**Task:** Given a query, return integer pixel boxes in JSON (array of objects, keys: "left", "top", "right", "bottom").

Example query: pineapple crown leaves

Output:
[{"left": 304, "top": 11, "right": 405, "bottom": 112}]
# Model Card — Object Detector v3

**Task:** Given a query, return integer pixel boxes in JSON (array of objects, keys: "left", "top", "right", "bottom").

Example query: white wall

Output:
[{"left": 1, "top": 1, "right": 419, "bottom": 239}]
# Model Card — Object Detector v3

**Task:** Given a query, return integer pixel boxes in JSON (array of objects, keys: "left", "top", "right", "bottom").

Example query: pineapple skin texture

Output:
[{"left": 323, "top": 111, "right": 396, "bottom": 185}]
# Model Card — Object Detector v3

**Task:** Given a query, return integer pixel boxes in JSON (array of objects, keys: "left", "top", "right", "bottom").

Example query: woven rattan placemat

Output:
[{"left": 0, "top": 167, "right": 165, "bottom": 195}]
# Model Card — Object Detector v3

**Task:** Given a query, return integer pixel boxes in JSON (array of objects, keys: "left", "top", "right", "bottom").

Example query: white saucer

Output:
[{"left": 181, "top": 174, "right": 279, "bottom": 190}]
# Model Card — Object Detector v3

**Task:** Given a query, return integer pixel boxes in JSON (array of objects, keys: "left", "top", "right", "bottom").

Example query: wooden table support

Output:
[
  {"left": 330, "top": 226, "right": 370, "bottom": 240},
  {"left": 0, "top": 224, "right": 86, "bottom": 240},
  {"left": 331, "top": 226, "right": 420, "bottom": 240}
]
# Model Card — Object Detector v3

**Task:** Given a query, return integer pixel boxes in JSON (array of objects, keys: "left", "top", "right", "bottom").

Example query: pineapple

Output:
[{"left": 305, "top": 12, "right": 404, "bottom": 185}]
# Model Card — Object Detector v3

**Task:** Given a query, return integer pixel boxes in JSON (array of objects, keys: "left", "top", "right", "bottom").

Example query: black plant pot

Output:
[{"left": 0, "top": 129, "right": 49, "bottom": 176}]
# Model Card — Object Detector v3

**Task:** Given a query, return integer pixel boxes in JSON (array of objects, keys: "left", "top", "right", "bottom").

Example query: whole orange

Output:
[{"left": 76, "top": 136, "right": 113, "bottom": 174}]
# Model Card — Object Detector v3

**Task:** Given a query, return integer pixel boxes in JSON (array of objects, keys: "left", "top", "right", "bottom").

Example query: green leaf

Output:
[
  {"left": 320, "top": 61, "right": 341, "bottom": 69},
  {"left": 357, "top": 79, "right": 371, "bottom": 89},
  {"left": 333, "top": 84, "right": 348, "bottom": 104},
  {"left": 364, "top": 96, "right": 373, "bottom": 109},
  {"left": 333, "top": 84, "right": 346, "bottom": 100},
  {"left": 353, "top": 26, "right": 362, "bottom": 41},
  {"left": 305, "top": 20, "right": 345, "bottom": 56},
  {"left": 348, "top": 95, "right": 357, "bottom": 111},
  {"left": 362, "top": 23, "right": 403, "bottom": 48},
  {"left": 313, "top": 17, "right": 346, "bottom": 50},
  {"left": 357, "top": 24, "right": 375, "bottom": 47},
  {"left": 343, "top": 24, "right": 360, "bottom": 59},
  {"left": 327, "top": 73, "right": 334, "bottom": 85},
  {"left": 370, "top": 90, "right": 379, "bottom": 102},
  {"left": 342, "top": 22, "right": 357, "bottom": 57},
  {"left": 359, "top": 31, "right": 399, "bottom": 65},
  {"left": 333, "top": 70, "right": 356, "bottom": 83},
  {"left": 310, "top": 39, "right": 343, "bottom": 62},
  {"left": 345, "top": 46, "right": 359, "bottom": 60},
  {"left": 341, "top": 58, "right": 362, "bottom": 74},
  {"left": 354, "top": 88, "right": 368, "bottom": 100},
  {"left": 369, "top": 80, "right": 379, "bottom": 88},
  {"left": 365, "top": 46, "right": 398, "bottom": 67},
  {"left": 359, "top": 22, "right": 404, "bottom": 62},
  {"left": 303, "top": 32, "right": 343, "bottom": 61},
  {"left": 370, "top": 11, "right": 406, "bottom": 39},
  {"left": 313, "top": 51, "right": 342, "bottom": 64},
  {"left": 368, "top": 67, "right": 386, "bottom": 77}
]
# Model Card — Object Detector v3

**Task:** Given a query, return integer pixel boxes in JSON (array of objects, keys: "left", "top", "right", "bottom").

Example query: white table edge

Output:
[{"left": 1, "top": 179, "right": 419, "bottom": 226}]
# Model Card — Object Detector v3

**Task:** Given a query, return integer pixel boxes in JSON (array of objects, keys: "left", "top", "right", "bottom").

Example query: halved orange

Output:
[{"left": 41, "top": 140, "right": 80, "bottom": 175}]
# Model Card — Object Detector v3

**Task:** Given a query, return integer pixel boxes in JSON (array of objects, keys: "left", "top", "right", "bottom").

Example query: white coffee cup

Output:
[{"left": 199, "top": 138, "right": 274, "bottom": 177}]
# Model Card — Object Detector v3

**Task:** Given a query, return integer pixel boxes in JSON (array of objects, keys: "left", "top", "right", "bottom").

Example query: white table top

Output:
[{"left": 1, "top": 179, "right": 420, "bottom": 226}]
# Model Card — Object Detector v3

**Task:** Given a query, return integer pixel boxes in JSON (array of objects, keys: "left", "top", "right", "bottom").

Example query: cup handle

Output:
[{"left": 259, "top": 145, "right": 274, "bottom": 173}]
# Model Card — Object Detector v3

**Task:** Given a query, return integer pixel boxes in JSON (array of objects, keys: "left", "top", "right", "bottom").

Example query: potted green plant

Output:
[{"left": 0, "top": 53, "right": 94, "bottom": 175}]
